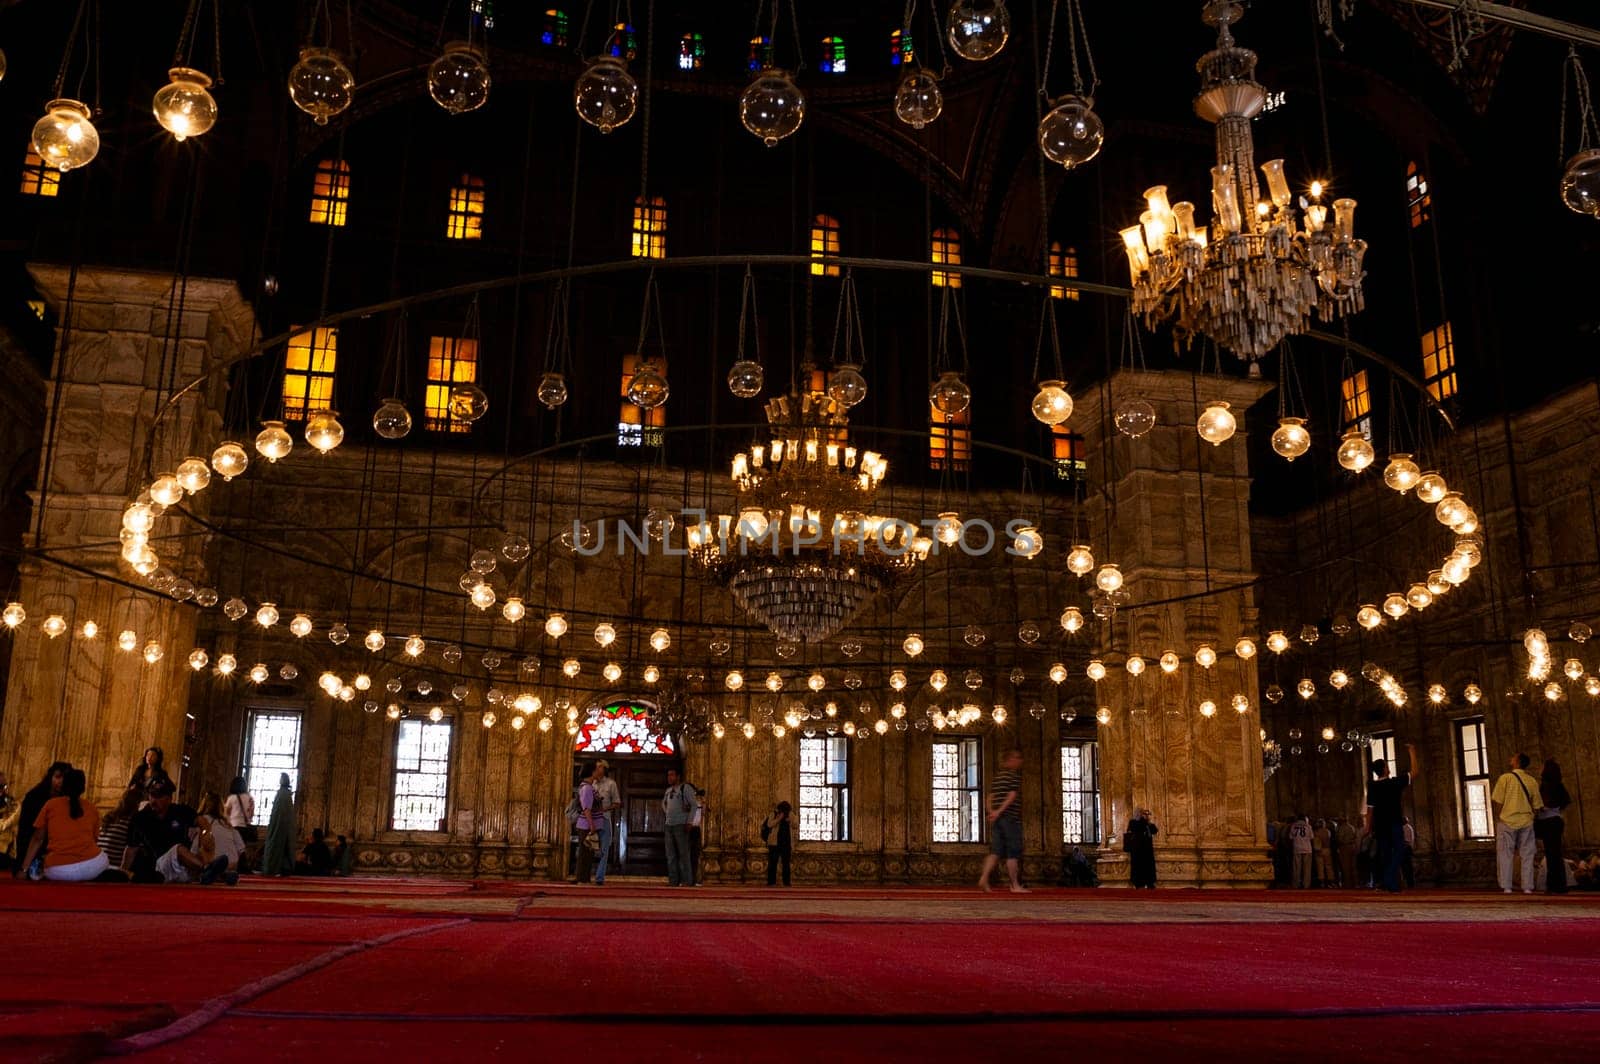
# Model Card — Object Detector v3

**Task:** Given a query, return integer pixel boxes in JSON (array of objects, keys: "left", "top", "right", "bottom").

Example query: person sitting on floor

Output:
[
  {"left": 194, "top": 813, "right": 242, "bottom": 885},
  {"left": 295, "top": 828, "right": 334, "bottom": 876},
  {"left": 332, "top": 834, "right": 353, "bottom": 876},
  {"left": 14, "top": 761, "right": 69, "bottom": 878},
  {"left": 96, "top": 786, "right": 145, "bottom": 875},
  {"left": 0, "top": 771, "right": 21, "bottom": 872},
  {"left": 127, "top": 778, "right": 225, "bottom": 884},
  {"left": 22, "top": 768, "right": 109, "bottom": 882}
]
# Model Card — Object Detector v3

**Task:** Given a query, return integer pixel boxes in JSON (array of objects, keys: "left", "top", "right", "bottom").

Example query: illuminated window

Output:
[
  {"left": 1421, "top": 322, "right": 1457, "bottom": 401},
  {"left": 26, "top": 300, "right": 46, "bottom": 321},
  {"left": 1048, "top": 242, "right": 1079, "bottom": 301},
  {"left": 470, "top": 0, "right": 494, "bottom": 30},
  {"left": 1455, "top": 717, "right": 1491, "bottom": 840},
  {"left": 678, "top": 31, "right": 705, "bottom": 70},
  {"left": 819, "top": 36, "right": 847, "bottom": 74},
  {"left": 609, "top": 22, "right": 637, "bottom": 61},
  {"left": 1051, "top": 424, "right": 1086, "bottom": 481},
  {"left": 748, "top": 35, "right": 772, "bottom": 71},
  {"left": 1340, "top": 370, "right": 1371, "bottom": 438},
  {"left": 932, "top": 737, "right": 982, "bottom": 843},
  {"left": 799, "top": 735, "right": 851, "bottom": 841},
  {"left": 1061, "top": 741, "right": 1100, "bottom": 844},
  {"left": 20, "top": 150, "right": 60, "bottom": 197},
  {"left": 425, "top": 335, "right": 479, "bottom": 433},
  {"left": 929, "top": 402, "right": 971, "bottom": 471},
  {"left": 447, "top": 174, "right": 485, "bottom": 240},
  {"left": 810, "top": 214, "right": 841, "bottom": 276},
  {"left": 391, "top": 717, "right": 452, "bottom": 832},
  {"left": 242, "top": 709, "right": 302, "bottom": 829},
  {"left": 619, "top": 353, "right": 666, "bottom": 447},
  {"left": 890, "top": 29, "right": 915, "bottom": 66},
  {"left": 308, "top": 159, "right": 350, "bottom": 226},
  {"left": 1367, "top": 730, "right": 1397, "bottom": 782},
  {"left": 282, "top": 327, "right": 337, "bottom": 421},
  {"left": 575, "top": 700, "right": 675, "bottom": 754},
  {"left": 1406, "top": 161, "right": 1431, "bottom": 228},
  {"left": 541, "top": 8, "right": 568, "bottom": 47},
  {"left": 931, "top": 227, "right": 961, "bottom": 288},
  {"left": 631, "top": 195, "right": 666, "bottom": 259}
]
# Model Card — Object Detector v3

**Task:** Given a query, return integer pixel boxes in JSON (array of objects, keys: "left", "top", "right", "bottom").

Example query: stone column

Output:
[
  {"left": 1077, "top": 369, "right": 1274, "bottom": 886},
  {"left": 0, "top": 266, "right": 254, "bottom": 805}
]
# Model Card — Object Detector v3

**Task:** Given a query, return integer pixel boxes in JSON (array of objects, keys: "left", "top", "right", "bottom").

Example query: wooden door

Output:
[{"left": 573, "top": 757, "right": 678, "bottom": 877}]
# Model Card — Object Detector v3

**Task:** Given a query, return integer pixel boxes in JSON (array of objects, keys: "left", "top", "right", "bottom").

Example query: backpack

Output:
[
  {"left": 564, "top": 794, "right": 582, "bottom": 823},
  {"left": 759, "top": 817, "right": 772, "bottom": 843}
]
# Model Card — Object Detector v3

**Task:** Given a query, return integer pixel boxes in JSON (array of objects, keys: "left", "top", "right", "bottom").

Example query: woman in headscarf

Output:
[
  {"left": 1536, "top": 759, "right": 1572, "bottom": 894},
  {"left": 261, "top": 772, "right": 297, "bottom": 876},
  {"left": 14, "top": 761, "right": 69, "bottom": 877}
]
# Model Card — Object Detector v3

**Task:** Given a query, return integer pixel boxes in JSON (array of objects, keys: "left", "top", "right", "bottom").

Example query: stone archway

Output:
[{"left": 572, "top": 699, "right": 680, "bottom": 878}]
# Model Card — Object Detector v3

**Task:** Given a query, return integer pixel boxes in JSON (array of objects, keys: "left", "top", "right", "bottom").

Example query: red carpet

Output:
[{"left": 3, "top": 878, "right": 1598, "bottom": 1061}]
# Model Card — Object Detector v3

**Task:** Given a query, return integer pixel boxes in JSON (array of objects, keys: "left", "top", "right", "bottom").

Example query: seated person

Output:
[
  {"left": 97, "top": 786, "right": 144, "bottom": 873},
  {"left": 127, "top": 779, "right": 224, "bottom": 884},
  {"left": 195, "top": 813, "right": 244, "bottom": 885},
  {"left": 295, "top": 828, "right": 334, "bottom": 876},
  {"left": 23, "top": 768, "right": 108, "bottom": 881},
  {"left": 331, "top": 834, "right": 353, "bottom": 876}
]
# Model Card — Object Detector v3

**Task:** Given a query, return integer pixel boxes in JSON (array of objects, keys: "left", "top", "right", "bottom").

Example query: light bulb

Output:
[
  {"left": 1066, "top": 544, "right": 1095, "bottom": 575},
  {"left": 428, "top": 42, "right": 491, "bottom": 114},
  {"left": 255, "top": 603, "right": 279, "bottom": 628},
  {"left": 1383, "top": 453, "right": 1421, "bottom": 493},
  {"left": 593, "top": 622, "right": 617, "bottom": 647},
  {"left": 1059, "top": 606, "right": 1084, "bottom": 633},
  {"left": 141, "top": 640, "right": 163, "bottom": 663},
  {"left": 502, "top": 596, "right": 526, "bottom": 622},
  {"left": 827, "top": 364, "right": 868, "bottom": 409},
  {"left": 574, "top": 55, "right": 638, "bottom": 133},
  {"left": 79, "top": 620, "right": 98, "bottom": 639},
  {"left": 903, "top": 633, "right": 924, "bottom": 657},
  {"left": 1415, "top": 471, "right": 1448, "bottom": 504},
  {"left": 1095, "top": 564, "right": 1123, "bottom": 592},
  {"left": 215, "top": 653, "right": 236, "bottom": 675},
  {"left": 643, "top": 664, "right": 660, "bottom": 684},
  {"left": 1195, "top": 645, "right": 1217, "bottom": 669},
  {"left": 1271, "top": 417, "right": 1311, "bottom": 461},
  {"left": 372, "top": 398, "right": 412, "bottom": 440},
  {"left": 890, "top": 669, "right": 908, "bottom": 691},
  {"left": 1356, "top": 605, "right": 1383, "bottom": 629},
  {"left": 727, "top": 360, "right": 764, "bottom": 399},
  {"left": 929, "top": 669, "right": 949, "bottom": 693},
  {"left": 289, "top": 614, "right": 313, "bottom": 638},
  {"left": 739, "top": 68, "right": 805, "bottom": 147},
  {"left": 1199, "top": 700, "right": 1217, "bottom": 718},
  {"left": 1382, "top": 594, "right": 1409, "bottom": 619},
  {"left": 808, "top": 672, "right": 826, "bottom": 692},
  {"left": 947, "top": 0, "right": 1010, "bottom": 61},
  {"left": 188, "top": 648, "right": 209, "bottom": 671},
  {"left": 1564, "top": 657, "right": 1584, "bottom": 681},
  {"left": 255, "top": 421, "right": 293, "bottom": 462},
  {"left": 1126, "top": 655, "right": 1145, "bottom": 676},
  {"left": 354, "top": 674, "right": 372, "bottom": 691},
  {"left": 249, "top": 663, "right": 269, "bottom": 684},
  {"left": 562, "top": 658, "right": 581, "bottom": 678},
  {"left": 603, "top": 662, "right": 622, "bottom": 683},
  {"left": 41, "top": 615, "right": 66, "bottom": 638},
  {"left": 1048, "top": 662, "right": 1068, "bottom": 684},
  {"left": 1234, "top": 637, "right": 1257, "bottom": 659},
  {"left": 1095, "top": 706, "right": 1112, "bottom": 725},
  {"left": 469, "top": 583, "right": 496, "bottom": 610},
  {"left": 1159, "top": 651, "right": 1180, "bottom": 673},
  {"left": 649, "top": 628, "right": 670, "bottom": 652},
  {"left": 894, "top": 70, "right": 943, "bottom": 129},
  {"left": 1336, "top": 429, "right": 1375, "bottom": 472},
  {"left": 288, "top": 47, "right": 354, "bottom": 125},
  {"left": 545, "top": 613, "right": 568, "bottom": 638},
  {"left": 725, "top": 670, "right": 745, "bottom": 691},
  {"left": 303, "top": 410, "right": 345, "bottom": 454},
  {"left": 1197, "top": 402, "right": 1236, "bottom": 446},
  {"left": 211, "top": 441, "right": 249, "bottom": 480},
  {"left": 31, "top": 98, "right": 100, "bottom": 171},
  {"left": 149, "top": 475, "right": 183, "bottom": 507},
  {"left": 404, "top": 634, "right": 426, "bottom": 657},
  {"left": 1030, "top": 380, "right": 1073, "bottom": 426},
  {"left": 1085, "top": 659, "right": 1106, "bottom": 682},
  {"left": 765, "top": 672, "right": 784, "bottom": 693},
  {"left": 1232, "top": 694, "right": 1251, "bottom": 714},
  {"left": 153, "top": 68, "right": 218, "bottom": 141},
  {"left": 175, "top": 456, "right": 211, "bottom": 494},
  {"left": 929, "top": 372, "right": 972, "bottom": 416},
  {"left": 1329, "top": 669, "right": 1349, "bottom": 689},
  {"left": 1297, "top": 678, "right": 1316, "bottom": 700}
]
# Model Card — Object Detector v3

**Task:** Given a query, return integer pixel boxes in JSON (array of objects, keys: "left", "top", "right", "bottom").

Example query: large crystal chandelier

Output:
[
  {"left": 1119, "top": 1, "right": 1367, "bottom": 361},
  {"left": 689, "top": 374, "right": 932, "bottom": 643}
]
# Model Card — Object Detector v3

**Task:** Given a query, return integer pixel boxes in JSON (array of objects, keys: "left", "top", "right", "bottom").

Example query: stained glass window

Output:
[
  {"left": 242, "top": 709, "right": 302, "bottom": 828},
  {"left": 748, "top": 35, "right": 772, "bottom": 71},
  {"left": 932, "top": 737, "right": 981, "bottom": 842},
  {"left": 799, "top": 735, "right": 850, "bottom": 840},
  {"left": 393, "top": 718, "right": 453, "bottom": 831},
  {"left": 819, "top": 36, "right": 847, "bottom": 74},
  {"left": 575, "top": 700, "right": 676, "bottom": 754},
  {"left": 679, "top": 32, "right": 705, "bottom": 70},
  {"left": 609, "top": 22, "right": 637, "bottom": 61},
  {"left": 890, "top": 29, "right": 915, "bottom": 66},
  {"left": 542, "top": 9, "right": 569, "bottom": 47},
  {"left": 810, "top": 214, "right": 840, "bottom": 276},
  {"left": 447, "top": 174, "right": 485, "bottom": 240},
  {"left": 309, "top": 159, "right": 350, "bottom": 226},
  {"left": 1061, "top": 741, "right": 1100, "bottom": 843},
  {"left": 1048, "top": 242, "right": 1079, "bottom": 301},
  {"left": 1421, "top": 322, "right": 1457, "bottom": 401},
  {"left": 425, "top": 335, "right": 478, "bottom": 433},
  {"left": 1406, "top": 161, "right": 1431, "bottom": 228},
  {"left": 283, "top": 327, "right": 337, "bottom": 420},
  {"left": 20, "top": 150, "right": 60, "bottom": 197},
  {"left": 470, "top": 0, "right": 494, "bottom": 31},
  {"left": 931, "top": 227, "right": 961, "bottom": 288}
]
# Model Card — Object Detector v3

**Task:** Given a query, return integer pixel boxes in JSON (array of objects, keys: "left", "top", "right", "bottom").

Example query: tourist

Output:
[
  {"left": 1125, "top": 808, "right": 1159, "bottom": 888},
  {"left": 14, "top": 761, "right": 69, "bottom": 877},
  {"left": 688, "top": 787, "right": 707, "bottom": 886},
  {"left": 588, "top": 760, "right": 620, "bottom": 886},
  {"left": 262, "top": 773, "right": 297, "bottom": 876},
  {"left": 295, "top": 827, "right": 334, "bottom": 875},
  {"left": 1335, "top": 815, "right": 1358, "bottom": 888},
  {"left": 223, "top": 777, "right": 256, "bottom": 843},
  {"left": 1313, "top": 818, "right": 1333, "bottom": 887},
  {"left": 127, "top": 746, "right": 171, "bottom": 793},
  {"left": 978, "top": 748, "right": 1027, "bottom": 893},
  {"left": 195, "top": 813, "right": 243, "bottom": 884},
  {"left": 1535, "top": 759, "right": 1572, "bottom": 895},
  {"left": 128, "top": 778, "right": 219, "bottom": 883},
  {"left": 762, "top": 801, "right": 793, "bottom": 887},
  {"left": 22, "top": 768, "right": 108, "bottom": 882},
  {"left": 1491, "top": 753, "right": 1541, "bottom": 894},
  {"left": 662, "top": 768, "right": 699, "bottom": 887},
  {"left": 96, "top": 787, "right": 144, "bottom": 872},
  {"left": 1401, "top": 817, "right": 1417, "bottom": 888},
  {"left": 1288, "top": 814, "right": 1312, "bottom": 888},
  {"left": 1366, "top": 742, "right": 1418, "bottom": 893},
  {"left": 333, "top": 834, "right": 354, "bottom": 875},
  {"left": 573, "top": 771, "right": 600, "bottom": 884},
  {"left": 0, "top": 772, "right": 20, "bottom": 871}
]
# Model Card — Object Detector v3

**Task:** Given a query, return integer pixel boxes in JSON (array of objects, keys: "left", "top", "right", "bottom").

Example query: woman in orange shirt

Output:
[{"left": 23, "top": 768, "right": 108, "bottom": 882}]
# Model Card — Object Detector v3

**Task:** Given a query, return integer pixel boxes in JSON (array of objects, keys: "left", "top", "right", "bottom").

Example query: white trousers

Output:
[{"left": 42, "top": 851, "right": 109, "bottom": 881}]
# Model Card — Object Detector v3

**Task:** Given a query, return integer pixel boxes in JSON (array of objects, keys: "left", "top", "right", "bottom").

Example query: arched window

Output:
[
  {"left": 541, "top": 9, "right": 569, "bottom": 47},
  {"left": 1406, "top": 161, "right": 1431, "bottom": 228},
  {"left": 748, "top": 35, "right": 772, "bottom": 71},
  {"left": 929, "top": 402, "right": 971, "bottom": 471},
  {"left": 1048, "top": 242, "right": 1079, "bottom": 301},
  {"left": 20, "top": 150, "right": 60, "bottom": 197},
  {"left": 308, "top": 159, "right": 349, "bottom": 226},
  {"left": 609, "top": 22, "right": 637, "bottom": 61},
  {"left": 425, "top": 335, "right": 480, "bottom": 433},
  {"left": 820, "top": 36, "right": 847, "bottom": 74},
  {"left": 631, "top": 195, "right": 666, "bottom": 259},
  {"left": 447, "top": 175, "right": 485, "bottom": 240},
  {"left": 810, "top": 214, "right": 841, "bottom": 276},
  {"left": 931, "top": 227, "right": 961, "bottom": 288},
  {"left": 282, "top": 327, "right": 337, "bottom": 421},
  {"left": 575, "top": 700, "right": 675, "bottom": 754},
  {"left": 890, "top": 29, "right": 915, "bottom": 67},
  {"left": 619, "top": 353, "right": 666, "bottom": 447},
  {"left": 678, "top": 32, "right": 705, "bottom": 70}
]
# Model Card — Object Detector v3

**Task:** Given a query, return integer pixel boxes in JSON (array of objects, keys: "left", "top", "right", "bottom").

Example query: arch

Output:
[{"left": 574, "top": 698, "right": 674, "bottom": 754}]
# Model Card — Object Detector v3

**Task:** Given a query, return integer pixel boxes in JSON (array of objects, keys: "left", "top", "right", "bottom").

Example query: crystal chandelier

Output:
[
  {"left": 690, "top": 374, "right": 932, "bottom": 643},
  {"left": 1118, "top": 2, "right": 1367, "bottom": 360}
]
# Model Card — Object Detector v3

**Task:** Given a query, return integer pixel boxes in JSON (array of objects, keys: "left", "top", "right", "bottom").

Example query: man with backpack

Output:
[
  {"left": 662, "top": 768, "right": 699, "bottom": 887},
  {"left": 1492, "top": 752, "right": 1541, "bottom": 893}
]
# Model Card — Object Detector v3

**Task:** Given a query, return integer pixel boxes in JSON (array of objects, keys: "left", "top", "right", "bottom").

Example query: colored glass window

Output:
[{"left": 574, "top": 700, "right": 676, "bottom": 754}]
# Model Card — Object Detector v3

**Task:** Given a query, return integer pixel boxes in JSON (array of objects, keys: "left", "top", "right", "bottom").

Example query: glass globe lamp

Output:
[
  {"left": 142, "top": 641, "right": 164, "bottom": 664},
  {"left": 373, "top": 398, "right": 412, "bottom": 440},
  {"left": 363, "top": 629, "right": 385, "bottom": 652},
  {"left": 1085, "top": 659, "right": 1106, "bottom": 682},
  {"left": 929, "top": 371, "right": 972, "bottom": 416},
  {"left": 902, "top": 632, "right": 924, "bottom": 657},
  {"left": 928, "top": 669, "right": 949, "bottom": 693},
  {"left": 41, "top": 614, "right": 66, "bottom": 639},
  {"left": 1095, "top": 706, "right": 1112, "bottom": 725},
  {"left": 288, "top": 47, "right": 355, "bottom": 125},
  {"left": 428, "top": 42, "right": 491, "bottom": 114},
  {"left": 1059, "top": 606, "right": 1084, "bottom": 633},
  {"left": 1561, "top": 148, "right": 1600, "bottom": 217},
  {"left": 1336, "top": 428, "right": 1375, "bottom": 472},
  {"left": 1125, "top": 655, "right": 1145, "bottom": 677},
  {"left": 186, "top": 648, "right": 209, "bottom": 671},
  {"left": 4, "top": 602, "right": 28, "bottom": 628},
  {"left": 1382, "top": 593, "right": 1409, "bottom": 619},
  {"left": 1271, "top": 417, "right": 1311, "bottom": 461},
  {"left": 642, "top": 664, "right": 661, "bottom": 684},
  {"left": 727, "top": 360, "right": 764, "bottom": 399},
  {"left": 1382, "top": 453, "right": 1421, "bottom": 493},
  {"left": 1356, "top": 604, "right": 1383, "bottom": 629},
  {"left": 255, "top": 602, "right": 279, "bottom": 628},
  {"left": 1194, "top": 644, "right": 1217, "bottom": 669},
  {"left": 1030, "top": 380, "right": 1072, "bottom": 425},
  {"left": 740, "top": 68, "right": 805, "bottom": 147},
  {"left": 1197, "top": 402, "right": 1236, "bottom": 446},
  {"left": 603, "top": 662, "right": 623, "bottom": 683},
  {"left": 469, "top": 582, "right": 496, "bottom": 610},
  {"left": 894, "top": 70, "right": 943, "bottom": 129},
  {"left": 1113, "top": 398, "right": 1157, "bottom": 438},
  {"left": 305, "top": 410, "right": 344, "bottom": 454},
  {"left": 1232, "top": 693, "right": 1252, "bottom": 714},
  {"left": 502, "top": 597, "right": 526, "bottom": 622},
  {"left": 153, "top": 68, "right": 218, "bottom": 141},
  {"left": 1018, "top": 620, "right": 1042, "bottom": 644},
  {"left": 545, "top": 613, "right": 568, "bottom": 638},
  {"left": 574, "top": 55, "right": 638, "bottom": 133},
  {"left": 175, "top": 457, "right": 211, "bottom": 494},
  {"left": 1037, "top": 95, "right": 1104, "bottom": 170},
  {"left": 626, "top": 360, "right": 669, "bottom": 409},
  {"left": 1235, "top": 637, "right": 1257, "bottom": 659},
  {"left": 210, "top": 441, "right": 249, "bottom": 480},
  {"left": 404, "top": 634, "right": 426, "bottom": 657},
  {"left": 255, "top": 420, "right": 293, "bottom": 462},
  {"left": 818, "top": 365, "right": 868, "bottom": 411},
  {"left": 1415, "top": 471, "right": 1447, "bottom": 504},
  {"left": 448, "top": 384, "right": 489, "bottom": 423},
  {"left": 1095, "top": 563, "right": 1123, "bottom": 593},
  {"left": 648, "top": 628, "right": 670, "bottom": 652},
  {"left": 1198, "top": 700, "right": 1217, "bottom": 719},
  {"left": 725, "top": 670, "right": 745, "bottom": 691},
  {"left": 33, "top": 98, "right": 100, "bottom": 171},
  {"left": 536, "top": 371, "right": 569, "bottom": 409},
  {"left": 947, "top": 0, "right": 1010, "bottom": 61},
  {"left": 289, "top": 613, "right": 313, "bottom": 638},
  {"left": 593, "top": 622, "right": 617, "bottom": 647},
  {"left": 932, "top": 512, "right": 961, "bottom": 546},
  {"left": 1012, "top": 525, "right": 1043, "bottom": 559},
  {"left": 1434, "top": 491, "right": 1469, "bottom": 528},
  {"left": 149, "top": 474, "right": 183, "bottom": 507},
  {"left": 1065, "top": 544, "right": 1094, "bottom": 575},
  {"left": 562, "top": 658, "right": 581, "bottom": 678}
]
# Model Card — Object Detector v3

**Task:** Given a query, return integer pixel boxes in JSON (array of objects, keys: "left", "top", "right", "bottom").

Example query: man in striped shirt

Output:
[{"left": 978, "top": 748, "right": 1030, "bottom": 893}]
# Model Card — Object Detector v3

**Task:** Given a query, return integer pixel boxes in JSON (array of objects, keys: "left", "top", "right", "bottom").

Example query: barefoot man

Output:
[{"left": 978, "top": 748, "right": 1030, "bottom": 893}]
